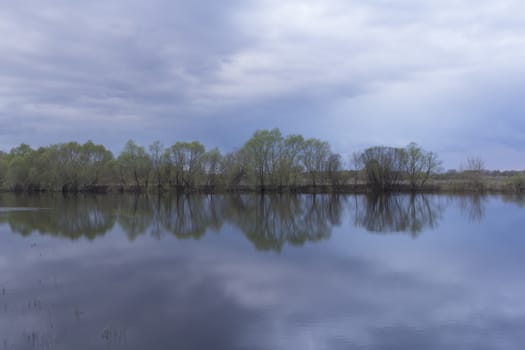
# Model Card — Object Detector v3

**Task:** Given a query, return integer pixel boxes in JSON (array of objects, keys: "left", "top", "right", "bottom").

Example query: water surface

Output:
[{"left": 0, "top": 193, "right": 524, "bottom": 349}]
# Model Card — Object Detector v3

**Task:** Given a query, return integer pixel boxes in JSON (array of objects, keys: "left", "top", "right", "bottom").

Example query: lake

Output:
[{"left": 0, "top": 193, "right": 524, "bottom": 349}]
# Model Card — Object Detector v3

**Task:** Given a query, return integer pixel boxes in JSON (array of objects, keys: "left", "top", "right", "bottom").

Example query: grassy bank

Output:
[{"left": 2, "top": 175, "right": 523, "bottom": 195}]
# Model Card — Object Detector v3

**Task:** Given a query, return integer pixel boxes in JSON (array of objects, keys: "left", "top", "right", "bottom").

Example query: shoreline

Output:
[{"left": 1, "top": 182, "right": 523, "bottom": 195}]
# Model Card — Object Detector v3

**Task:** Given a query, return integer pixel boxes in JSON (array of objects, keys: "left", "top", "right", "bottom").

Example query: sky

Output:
[{"left": 1, "top": 0, "right": 524, "bottom": 169}]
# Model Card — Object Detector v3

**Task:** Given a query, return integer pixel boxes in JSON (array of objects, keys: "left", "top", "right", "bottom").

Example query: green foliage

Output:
[
  {"left": 202, "top": 147, "right": 222, "bottom": 187},
  {"left": 221, "top": 150, "right": 248, "bottom": 187},
  {"left": 1, "top": 131, "right": 506, "bottom": 194},
  {"left": 280, "top": 134, "right": 305, "bottom": 186},
  {"left": 242, "top": 128, "right": 283, "bottom": 188},
  {"left": 301, "top": 138, "right": 331, "bottom": 186},
  {"left": 326, "top": 153, "right": 344, "bottom": 186},
  {"left": 117, "top": 140, "right": 152, "bottom": 187},
  {"left": 355, "top": 143, "right": 443, "bottom": 191},
  {"left": 3, "top": 141, "right": 113, "bottom": 192},
  {"left": 6, "top": 144, "right": 36, "bottom": 191},
  {"left": 358, "top": 146, "right": 405, "bottom": 191},
  {"left": 0, "top": 160, "right": 6, "bottom": 188},
  {"left": 241, "top": 129, "right": 333, "bottom": 188},
  {"left": 149, "top": 141, "right": 165, "bottom": 189},
  {"left": 165, "top": 141, "right": 206, "bottom": 188},
  {"left": 81, "top": 140, "right": 114, "bottom": 186}
]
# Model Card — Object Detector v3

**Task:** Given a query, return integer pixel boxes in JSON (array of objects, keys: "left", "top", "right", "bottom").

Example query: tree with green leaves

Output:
[
  {"left": 80, "top": 141, "right": 113, "bottom": 187},
  {"left": 276, "top": 134, "right": 305, "bottom": 187},
  {"left": 358, "top": 146, "right": 405, "bottom": 191},
  {"left": 6, "top": 144, "right": 35, "bottom": 191},
  {"left": 221, "top": 150, "right": 248, "bottom": 187},
  {"left": 0, "top": 151, "right": 7, "bottom": 188},
  {"left": 242, "top": 129, "right": 283, "bottom": 189},
  {"left": 149, "top": 141, "right": 165, "bottom": 190},
  {"left": 301, "top": 138, "right": 330, "bottom": 187},
  {"left": 117, "top": 140, "right": 152, "bottom": 188},
  {"left": 166, "top": 141, "right": 206, "bottom": 189},
  {"left": 202, "top": 147, "right": 222, "bottom": 187},
  {"left": 326, "top": 153, "right": 343, "bottom": 186}
]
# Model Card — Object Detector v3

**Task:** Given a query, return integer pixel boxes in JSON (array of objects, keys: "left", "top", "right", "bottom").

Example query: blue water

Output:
[{"left": 0, "top": 193, "right": 524, "bottom": 349}]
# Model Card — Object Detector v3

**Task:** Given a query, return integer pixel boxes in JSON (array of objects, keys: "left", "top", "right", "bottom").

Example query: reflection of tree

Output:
[
  {"left": 1, "top": 194, "right": 345, "bottom": 248},
  {"left": 117, "top": 195, "right": 154, "bottom": 240},
  {"left": 228, "top": 194, "right": 344, "bottom": 251},
  {"left": 456, "top": 194, "right": 487, "bottom": 222},
  {"left": 115, "top": 194, "right": 222, "bottom": 240},
  {"left": 0, "top": 194, "right": 117, "bottom": 239},
  {"left": 353, "top": 194, "right": 444, "bottom": 236},
  {"left": 159, "top": 195, "right": 225, "bottom": 239},
  {"left": 3, "top": 193, "right": 525, "bottom": 246},
  {"left": 501, "top": 194, "right": 525, "bottom": 208}
]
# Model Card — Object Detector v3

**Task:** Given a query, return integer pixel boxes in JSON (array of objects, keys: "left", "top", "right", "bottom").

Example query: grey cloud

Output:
[
  {"left": 1, "top": 0, "right": 525, "bottom": 167},
  {"left": 0, "top": 0, "right": 248, "bottom": 145}
]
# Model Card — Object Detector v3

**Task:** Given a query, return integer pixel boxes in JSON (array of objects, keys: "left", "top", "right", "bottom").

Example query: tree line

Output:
[{"left": 0, "top": 128, "right": 522, "bottom": 193}]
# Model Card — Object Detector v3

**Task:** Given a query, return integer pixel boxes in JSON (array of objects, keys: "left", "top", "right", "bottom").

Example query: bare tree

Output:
[
  {"left": 462, "top": 156, "right": 485, "bottom": 191},
  {"left": 402, "top": 142, "right": 442, "bottom": 189}
]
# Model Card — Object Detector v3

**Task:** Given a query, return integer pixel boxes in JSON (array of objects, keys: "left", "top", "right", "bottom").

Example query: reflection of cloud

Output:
[
  {"left": 212, "top": 250, "right": 525, "bottom": 349},
  {"left": 1, "top": 197, "right": 525, "bottom": 349},
  {"left": 0, "top": 241, "right": 266, "bottom": 350}
]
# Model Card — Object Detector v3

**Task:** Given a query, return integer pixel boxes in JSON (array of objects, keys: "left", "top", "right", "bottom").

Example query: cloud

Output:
[{"left": 0, "top": 0, "right": 524, "bottom": 167}]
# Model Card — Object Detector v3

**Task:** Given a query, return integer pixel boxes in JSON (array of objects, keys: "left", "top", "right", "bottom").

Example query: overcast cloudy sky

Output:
[{"left": 1, "top": 0, "right": 524, "bottom": 169}]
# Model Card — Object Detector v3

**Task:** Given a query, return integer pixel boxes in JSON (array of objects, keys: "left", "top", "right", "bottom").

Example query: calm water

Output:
[{"left": 0, "top": 193, "right": 524, "bottom": 349}]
